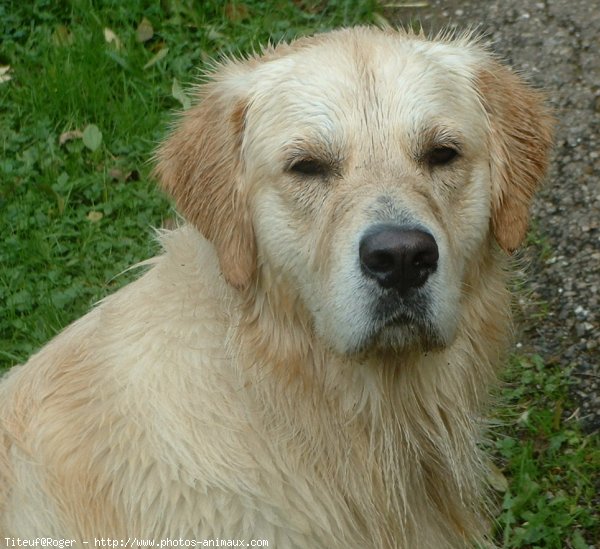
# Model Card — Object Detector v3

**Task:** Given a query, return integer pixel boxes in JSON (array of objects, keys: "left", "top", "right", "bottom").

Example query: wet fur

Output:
[{"left": 0, "top": 27, "right": 552, "bottom": 548}]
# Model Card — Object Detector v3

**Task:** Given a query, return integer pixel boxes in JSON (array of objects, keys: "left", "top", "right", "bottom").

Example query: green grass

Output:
[
  {"left": 490, "top": 355, "right": 599, "bottom": 547},
  {"left": 1, "top": 1, "right": 598, "bottom": 546}
]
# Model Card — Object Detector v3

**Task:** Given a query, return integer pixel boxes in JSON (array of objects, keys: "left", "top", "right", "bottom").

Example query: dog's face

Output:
[{"left": 157, "top": 28, "right": 552, "bottom": 355}]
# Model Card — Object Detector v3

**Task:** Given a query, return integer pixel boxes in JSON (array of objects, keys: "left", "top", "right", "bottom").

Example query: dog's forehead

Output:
[{"left": 245, "top": 32, "right": 487, "bottom": 142}]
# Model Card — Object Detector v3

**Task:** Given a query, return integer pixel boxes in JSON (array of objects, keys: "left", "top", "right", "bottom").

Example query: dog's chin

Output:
[
  {"left": 341, "top": 315, "right": 449, "bottom": 357},
  {"left": 374, "top": 322, "right": 447, "bottom": 354}
]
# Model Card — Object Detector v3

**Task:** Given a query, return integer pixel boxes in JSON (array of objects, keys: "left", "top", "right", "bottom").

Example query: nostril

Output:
[
  {"left": 366, "top": 250, "right": 395, "bottom": 273},
  {"left": 359, "top": 225, "right": 439, "bottom": 292},
  {"left": 413, "top": 247, "right": 438, "bottom": 270}
]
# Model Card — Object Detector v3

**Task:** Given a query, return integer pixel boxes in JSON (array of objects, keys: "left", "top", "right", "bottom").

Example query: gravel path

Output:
[{"left": 386, "top": 0, "right": 599, "bottom": 432}]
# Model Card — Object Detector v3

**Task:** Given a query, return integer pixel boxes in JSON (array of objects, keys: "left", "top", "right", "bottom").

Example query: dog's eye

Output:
[
  {"left": 426, "top": 146, "right": 459, "bottom": 167},
  {"left": 289, "top": 158, "right": 329, "bottom": 177}
]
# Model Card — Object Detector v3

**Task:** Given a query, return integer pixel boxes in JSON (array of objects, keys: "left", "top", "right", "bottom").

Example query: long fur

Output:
[{"left": 0, "top": 27, "right": 552, "bottom": 548}]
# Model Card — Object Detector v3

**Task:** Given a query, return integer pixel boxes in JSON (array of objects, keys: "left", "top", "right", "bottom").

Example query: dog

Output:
[{"left": 0, "top": 27, "right": 552, "bottom": 548}]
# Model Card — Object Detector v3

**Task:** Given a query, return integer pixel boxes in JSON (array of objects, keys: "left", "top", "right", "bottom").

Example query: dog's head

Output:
[{"left": 156, "top": 27, "right": 552, "bottom": 355}]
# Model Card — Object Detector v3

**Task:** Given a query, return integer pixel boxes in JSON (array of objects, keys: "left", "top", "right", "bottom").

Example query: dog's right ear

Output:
[{"left": 155, "top": 76, "right": 256, "bottom": 290}]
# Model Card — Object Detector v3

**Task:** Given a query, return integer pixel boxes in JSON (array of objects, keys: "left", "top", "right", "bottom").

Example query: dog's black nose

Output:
[{"left": 359, "top": 225, "right": 439, "bottom": 292}]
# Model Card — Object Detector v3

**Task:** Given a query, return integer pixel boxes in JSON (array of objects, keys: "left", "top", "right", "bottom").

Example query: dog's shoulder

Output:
[{"left": 0, "top": 225, "right": 234, "bottom": 425}]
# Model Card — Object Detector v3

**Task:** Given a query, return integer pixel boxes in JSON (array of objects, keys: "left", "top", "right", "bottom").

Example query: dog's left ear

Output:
[{"left": 477, "top": 63, "right": 554, "bottom": 252}]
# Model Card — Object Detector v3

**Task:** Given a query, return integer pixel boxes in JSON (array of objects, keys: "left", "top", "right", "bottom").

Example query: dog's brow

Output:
[
  {"left": 415, "top": 126, "right": 464, "bottom": 157},
  {"left": 283, "top": 138, "right": 342, "bottom": 167}
]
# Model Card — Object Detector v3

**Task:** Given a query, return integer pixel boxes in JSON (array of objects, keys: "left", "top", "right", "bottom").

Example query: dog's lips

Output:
[
  {"left": 380, "top": 309, "right": 418, "bottom": 328},
  {"left": 354, "top": 292, "right": 445, "bottom": 353},
  {"left": 373, "top": 289, "right": 429, "bottom": 329}
]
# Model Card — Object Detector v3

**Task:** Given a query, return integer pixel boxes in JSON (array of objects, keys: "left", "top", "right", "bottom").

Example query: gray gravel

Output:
[{"left": 386, "top": 0, "right": 600, "bottom": 432}]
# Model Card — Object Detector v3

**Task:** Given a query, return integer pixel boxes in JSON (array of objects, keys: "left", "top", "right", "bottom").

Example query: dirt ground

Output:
[{"left": 385, "top": 0, "right": 600, "bottom": 432}]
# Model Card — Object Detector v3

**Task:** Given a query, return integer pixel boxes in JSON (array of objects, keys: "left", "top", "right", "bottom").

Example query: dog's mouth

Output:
[
  {"left": 373, "top": 289, "right": 430, "bottom": 328},
  {"left": 351, "top": 294, "right": 444, "bottom": 354},
  {"left": 379, "top": 308, "right": 419, "bottom": 329}
]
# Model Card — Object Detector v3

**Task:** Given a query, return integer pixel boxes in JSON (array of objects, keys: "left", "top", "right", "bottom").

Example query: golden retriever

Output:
[{"left": 0, "top": 27, "right": 552, "bottom": 548}]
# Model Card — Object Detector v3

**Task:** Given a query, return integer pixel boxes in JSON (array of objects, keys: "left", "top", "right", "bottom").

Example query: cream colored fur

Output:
[{"left": 0, "top": 27, "right": 552, "bottom": 548}]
